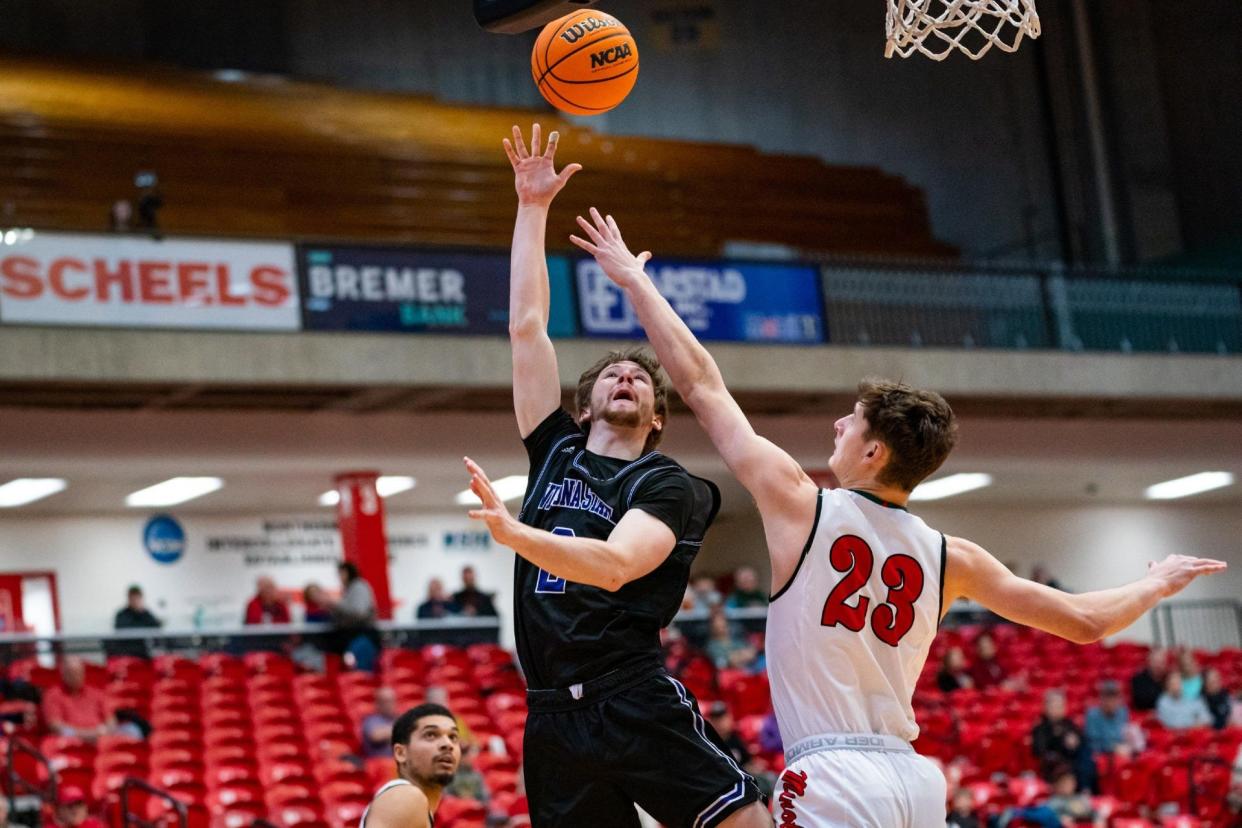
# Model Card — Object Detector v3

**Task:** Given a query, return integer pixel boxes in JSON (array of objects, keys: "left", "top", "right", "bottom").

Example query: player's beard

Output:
[
  {"left": 598, "top": 400, "right": 642, "bottom": 429},
  {"left": 430, "top": 769, "right": 456, "bottom": 787}
]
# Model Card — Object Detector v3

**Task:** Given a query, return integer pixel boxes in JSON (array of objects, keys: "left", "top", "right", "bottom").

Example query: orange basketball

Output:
[{"left": 531, "top": 10, "right": 639, "bottom": 116}]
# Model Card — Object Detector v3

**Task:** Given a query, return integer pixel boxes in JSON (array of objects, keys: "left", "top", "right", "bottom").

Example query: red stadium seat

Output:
[
  {"left": 199, "top": 653, "right": 246, "bottom": 679},
  {"left": 262, "top": 762, "right": 315, "bottom": 787},
  {"left": 151, "top": 731, "right": 201, "bottom": 752},
  {"left": 365, "top": 758, "right": 395, "bottom": 789},
  {"left": 272, "top": 806, "right": 328, "bottom": 828},
  {"left": 206, "top": 745, "right": 254, "bottom": 767},
  {"left": 319, "top": 780, "right": 368, "bottom": 805},
  {"left": 213, "top": 803, "right": 266, "bottom": 828},
  {"left": 207, "top": 782, "right": 264, "bottom": 810},
  {"left": 326, "top": 799, "right": 366, "bottom": 828},
  {"left": 155, "top": 767, "right": 205, "bottom": 789},
  {"left": 204, "top": 728, "right": 252, "bottom": 750},
  {"left": 206, "top": 763, "right": 259, "bottom": 789}
]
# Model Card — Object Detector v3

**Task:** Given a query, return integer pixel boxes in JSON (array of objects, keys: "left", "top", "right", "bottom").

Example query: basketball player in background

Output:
[
  {"left": 361, "top": 703, "right": 461, "bottom": 828},
  {"left": 570, "top": 208, "right": 1227, "bottom": 827},
  {"left": 462, "top": 125, "right": 769, "bottom": 827}
]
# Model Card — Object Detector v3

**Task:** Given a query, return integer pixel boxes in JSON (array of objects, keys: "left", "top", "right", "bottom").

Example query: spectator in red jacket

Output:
[
  {"left": 244, "top": 576, "right": 291, "bottom": 625},
  {"left": 42, "top": 657, "right": 115, "bottom": 743},
  {"left": 968, "top": 633, "right": 1008, "bottom": 690}
]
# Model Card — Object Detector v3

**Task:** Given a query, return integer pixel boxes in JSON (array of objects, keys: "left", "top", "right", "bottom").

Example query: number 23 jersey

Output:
[{"left": 766, "top": 488, "right": 945, "bottom": 745}]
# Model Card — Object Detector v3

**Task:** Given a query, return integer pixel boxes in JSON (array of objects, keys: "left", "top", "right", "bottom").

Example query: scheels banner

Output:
[
  {"left": 576, "top": 258, "right": 825, "bottom": 343},
  {"left": 0, "top": 232, "right": 299, "bottom": 330},
  {"left": 299, "top": 245, "right": 577, "bottom": 337}
]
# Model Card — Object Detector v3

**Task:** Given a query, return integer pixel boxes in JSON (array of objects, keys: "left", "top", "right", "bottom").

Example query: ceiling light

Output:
[
  {"left": 1144, "top": 471, "right": 1234, "bottom": 501},
  {"left": 126, "top": 477, "right": 223, "bottom": 507},
  {"left": 0, "top": 478, "right": 67, "bottom": 508},
  {"left": 319, "top": 476, "right": 417, "bottom": 507},
  {"left": 455, "top": 475, "right": 529, "bottom": 506},
  {"left": 908, "top": 473, "right": 993, "bottom": 502},
  {"left": 376, "top": 476, "right": 417, "bottom": 497}
]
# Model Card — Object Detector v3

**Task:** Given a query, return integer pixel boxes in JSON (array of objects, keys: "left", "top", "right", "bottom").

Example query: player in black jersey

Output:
[{"left": 460, "top": 125, "right": 768, "bottom": 828}]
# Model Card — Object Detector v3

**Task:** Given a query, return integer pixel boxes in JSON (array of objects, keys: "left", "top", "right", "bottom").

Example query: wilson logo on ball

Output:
[
  {"left": 590, "top": 43, "right": 633, "bottom": 69},
  {"left": 559, "top": 16, "right": 618, "bottom": 44}
]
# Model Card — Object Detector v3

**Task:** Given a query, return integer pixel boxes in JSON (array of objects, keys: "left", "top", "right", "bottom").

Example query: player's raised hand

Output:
[
  {"left": 463, "top": 457, "right": 520, "bottom": 546},
  {"left": 504, "top": 124, "right": 582, "bottom": 208},
  {"left": 1146, "top": 554, "right": 1227, "bottom": 598},
  {"left": 570, "top": 207, "right": 652, "bottom": 290}
]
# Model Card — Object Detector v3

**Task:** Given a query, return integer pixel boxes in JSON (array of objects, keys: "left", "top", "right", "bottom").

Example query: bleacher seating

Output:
[
  {"left": 1, "top": 627, "right": 1237, "bottom": 827},
  {"left": 0, "top": 56, "right": 953, "bottom": 261}
]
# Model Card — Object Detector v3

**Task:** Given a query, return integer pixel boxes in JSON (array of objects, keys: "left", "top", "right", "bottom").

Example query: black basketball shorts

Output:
[{"left": 523, "top": 666, "right": 763, "bottom": 828}]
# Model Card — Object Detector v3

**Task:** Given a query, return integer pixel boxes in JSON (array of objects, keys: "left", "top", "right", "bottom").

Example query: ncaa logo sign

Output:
[
  {"left": 591, "top": 43, "right": 633, "bottom": 69},
  {"left": 143, "top": 514, "right": 185, "bottom": 565}
]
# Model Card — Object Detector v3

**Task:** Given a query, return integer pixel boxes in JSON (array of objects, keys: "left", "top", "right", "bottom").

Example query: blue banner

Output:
[
  {"left": 299, "top": 246, "right": 577, "bottom": 337},
  {"left": 575, "top": 259, "right": 824, "bottom": 343}
]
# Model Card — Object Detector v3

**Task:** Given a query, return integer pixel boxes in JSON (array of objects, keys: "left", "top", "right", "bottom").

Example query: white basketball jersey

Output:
[{"left": 767, "top": 488, "right": 944, "bottom": 744}]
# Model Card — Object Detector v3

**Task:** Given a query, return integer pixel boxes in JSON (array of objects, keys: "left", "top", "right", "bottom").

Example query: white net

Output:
[{"left": 885, "top": 0, "right": 1041, "bottom": 61}]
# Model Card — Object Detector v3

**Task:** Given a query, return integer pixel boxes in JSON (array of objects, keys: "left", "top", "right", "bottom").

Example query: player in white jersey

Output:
[
  {"left": 570, "top": 210, "right": 1227, "bottom": 828},
  {"left": 361, "top": 703, "right": 461, "bottom": 828}
]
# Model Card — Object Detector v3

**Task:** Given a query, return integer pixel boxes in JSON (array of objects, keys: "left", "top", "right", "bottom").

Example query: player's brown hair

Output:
[
  {"left": 574, "top": 347, "right": 670, "bottom": 454},
  {"left": 856, "top": 377, "right": 958, "bottom": 492}
]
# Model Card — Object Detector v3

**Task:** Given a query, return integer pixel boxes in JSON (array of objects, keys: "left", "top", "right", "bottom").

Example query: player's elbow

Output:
[{"left": 508, "top": 315, "right": 546, "bottom": 340}]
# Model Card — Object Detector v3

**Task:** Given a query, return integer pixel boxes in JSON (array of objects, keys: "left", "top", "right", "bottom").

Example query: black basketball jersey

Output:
[{"left": 515, "top": 408, "right": 721, "bottom": 690}]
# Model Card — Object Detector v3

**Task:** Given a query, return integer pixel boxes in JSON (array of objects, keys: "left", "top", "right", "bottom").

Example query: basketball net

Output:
[{"left": 885, "top": 0, "right": 1041, "bottom": 61}]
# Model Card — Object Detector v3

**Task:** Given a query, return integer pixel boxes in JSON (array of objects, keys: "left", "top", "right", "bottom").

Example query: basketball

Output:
[{"left": 531, "top": 10, "right": 639, "bottom": 116}]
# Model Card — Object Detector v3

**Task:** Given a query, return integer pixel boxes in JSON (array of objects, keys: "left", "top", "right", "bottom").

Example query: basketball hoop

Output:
[{"left": 885, "top": 0, "right": 1041, "bottom": 61}]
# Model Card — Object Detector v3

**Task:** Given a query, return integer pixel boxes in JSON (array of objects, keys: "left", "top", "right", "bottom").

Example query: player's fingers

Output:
[
  {"left": 463, "top": 456, "right": 491, "bottom": 486},
  {"left": 530, "top": 123, "right": 542, "bottom": 157},
  {"left": 569, "top": 235, "right": 599, "bottom": 255},
  {"left": 637, "top": 251, "right": 653, "bottom": 266},
  {"left": 558, "top": 162, "right": 582, "bottom": 185},
  {"left": 576, "top": 215, "right": 604, "bottom": 244},
  {"left": 502, "top": 139, "right": 520, "bottom": 168},
  {"left": 544, "top": 130, "right": 559, "bottom": 159},
  {"left": 589, "top": 206, "right": 608, "bottom": 234},
  {"left": 606, "top": 214, "right": 621, "bottom": 235},
  {"left": 467, "top": 509, "right": 487, "bottom": 521},
  {"left": 512, "top": 125, "right": 529, "bottom": 158}
]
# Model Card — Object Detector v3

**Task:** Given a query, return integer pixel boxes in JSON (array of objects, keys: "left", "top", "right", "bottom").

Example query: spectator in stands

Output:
[
  {"left": 302, "top": 582, "right": 332, "bottom": 623},
  {"left": 110, "top": 585, "right": 161, "bottom": 658},
  {"left": 1203, "top": 668, "right": 1232, "bottom": 730},
  {"left": 689, "top": 574, "right": 723, "bottom": 610},
  {"left": 1031, "top": 690, "right": 1094, "bottom": 791},
  {"left": 707, "top": 701, "right": 753, "bottom": 771},
  {"left": 444, "top": 744, "right": 490, "bottom": 804},
  {"left": 425, "top": 686, "right": 476, "bottom": 749},
  {"left": 1130, "top": 648, "right": 1169, "bottom": 712},
  {"left": 1156, "top": 671, "right": 1212, "bottom": 730},
  {"left": 968, "top": 633, "right": 1007, "bottom": 690},
  {"left": 1001, "top": 770, "right": 1100, "bottom": 828},
  {"left": 452, "top": 566, "right": 498, "bottom": 618},
  {"left": 1178, "top": 649, "right": 1204, "bottom": 699},
  {"left": 361, "top": 686, "right": 399, "bottom": 758},
  {"left": 244, "top": 576, "right": 291, "bottom": 625},
  {"left": 53, "top": 786, "right": 104, "bottom": 828},
  {"left": 417, "top": 578, "right": 462, "bottom": 620},
  {"left": 1084, "top": 680, "right": 1132, "bottom": 757},
  {"left": 937, "top": 647, "right": 974, "bottom": 693},
  {"left": 330, "top": 561, "right": 380, "bottom": 671},
  {"left": 946, "top": 788, "right": 979, "bottom": 828},
  {"left": 43, "top": 657, "right": 114, "bottom": 743},
  {"left": 108, "top": 199, "right": 132, "bottom": 232},
  {"left": 704, "top": 606, "right": 758, "bottom": 671},
  {"left": 725, "top": 566, "right": 767, "bottom": 609},
  {"left": 1030, "top": 564, "right": 1064, "bottom": 591}
]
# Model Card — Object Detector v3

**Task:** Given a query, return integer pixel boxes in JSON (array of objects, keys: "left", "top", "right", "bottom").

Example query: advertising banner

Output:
[
  {"left": 300, "top": 245, "right": 577, "bottom": 337},
  {"left": 0, "top": 232, "right": 299, "bottom": 330},
  {"left": 576, "top": 258, "right": 824, "bottom": 343}
]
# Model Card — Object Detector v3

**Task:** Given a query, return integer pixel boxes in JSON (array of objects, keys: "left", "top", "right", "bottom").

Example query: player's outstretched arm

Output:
[
  {"left": 364, "top": 785, "right": 430, "bottom": 828},
  {"left": 943, "top": 536, "right": 1227, "bottom": 644},
  {"left": 569, "top": 210, "right": 819, "bottom": 550},
  {"left": 464, "top": 457, "right": 672, "bottom": 591},
  {"left": 506, "top": 123, "right": 582, "bottom": 438}
]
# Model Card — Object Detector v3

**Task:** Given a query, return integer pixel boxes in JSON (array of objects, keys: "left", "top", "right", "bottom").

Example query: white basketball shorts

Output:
[{"left": 772, "top": 734, "right": 947, "bottom": 828}]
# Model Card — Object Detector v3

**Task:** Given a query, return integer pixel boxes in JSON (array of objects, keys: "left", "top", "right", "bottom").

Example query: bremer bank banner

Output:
[{"left": 0, "top": 232, "right": 300, "bottom": 330}]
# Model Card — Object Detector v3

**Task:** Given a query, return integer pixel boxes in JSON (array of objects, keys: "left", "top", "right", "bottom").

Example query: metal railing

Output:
[
  {"left": 120, "top": 778, "right": 188, "bottom": 828},
  {"left": 817, "top": 258, "right": 1242, "bottom": 355},
  {"left": 1151, "top": 599, "right": 1242, "bottom": 651},
  {"left": 4, "top": 737, "right": 53, "bottom": 827}
]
